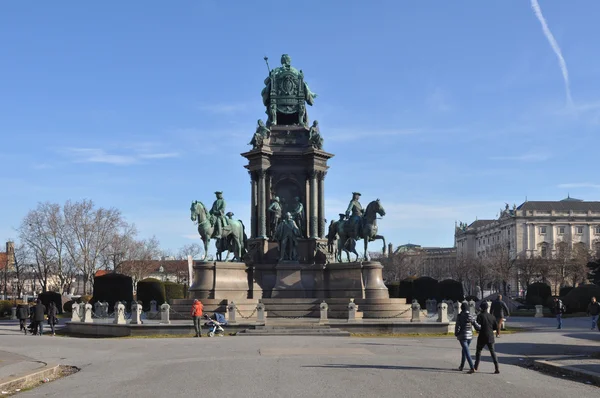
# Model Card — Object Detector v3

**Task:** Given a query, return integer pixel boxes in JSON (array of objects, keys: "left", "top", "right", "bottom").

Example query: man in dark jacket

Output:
[
  {"left": 33, "top": 299, "right": 46, "bottom": 336},
  {"left": 474, "top": 301, "right": 500, "bottom": 374},
  {"left": 554, "top": 297, "right": 565, "bottom": 329},
  {"left": 587, "top": 297, "right": 600, "bottom": 330},
  {"left": 17, "top": 304, "right": 29, "bottom": 335},
  {"left": 490, "top": 295, "right": 510, "bottom": 338}
]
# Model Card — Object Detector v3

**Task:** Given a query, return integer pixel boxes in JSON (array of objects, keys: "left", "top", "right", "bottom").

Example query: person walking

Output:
[
  {"left": 587, "top": 297, "right": 600, "bottom": 330},
  {"left": 474, "top": 301, "right": 500, "bottom": 374},
  {"left": 191, "top": 299, "right": 204, "bottom": 337},
  {"left": 454, "top": 302, "right": 480, "bottom": 373},
  {"left": 490, "top": 295, "right": 510, "bottom": 338},
  {"left": 553, "top": 297, "right": 565, "bottom": 329},
  {"left": 33, "top": 299, "right": 46, "bottom": 336},
  {"left": 47, "top": 302, "right": 58, "bottom": 336},
  {"left": 17, "top": 303, "right": 29, "bottom": 335}
]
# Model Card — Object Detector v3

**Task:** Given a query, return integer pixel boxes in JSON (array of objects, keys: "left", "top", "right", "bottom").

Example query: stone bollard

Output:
[
  {"left": 113, "top": 302, "right": 126, "bottom": 324},
  {"left": 94, "top": 301, "right": 102, "bottom": 318},
  {"left": 535, "top": 305, "right": 544, "bottom": 318},
  {"left": 428, "top": 299, "right": 438, "bottom": 313},
  {"left": 150, "top": 300, "right": 158, "bottom": 313},
  {"left": 71, "top": 303, "right": 82, "bottom": 322},
  {"left": 437, "top": 302, "right": 448, "bottom": 322},
  {"left": 319, "top": 301, "right": 328, "bottom": 323},
  {"left": 348, "top": 300, "right": 358, "bottom": 322},
  {"left": 468, "top": 300, "right": 476, "bottom": 315},
  {"left": 453, "top": 302, "right": 460, "bottom": 318},
  {"left": 160, "top": 303, "right": 171, "bottom": 325},
  {"left": 10, "top": 307, "right": 17, "bottom": 320},
  {"left": 83, "top": 303, "right": 93, "bottom": 323},
  {"left": 411, "top": 301, "right": 421, "bottom": 322},
  {"left": 256, "top": 302, "right": 266, "bottom": 324},
  {"left": 486, "top": 300, "right": 492, "bottom": 313},
  {"left": 227, "top": 301, "right": 237, "bottom": 324},
  {"left": 131, "top": 301, "right": 143, "bottom": 325}
]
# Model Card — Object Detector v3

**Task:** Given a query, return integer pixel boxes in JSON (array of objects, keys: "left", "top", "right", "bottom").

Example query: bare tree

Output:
[
  {"left": 177, "top": 243, "right": 203, "bottom": 260},
  {"left": 381, "top": 249, "right": 424, "bottom": 282},
  {"left": 452, "top": 255, "right": 477, "bottom": 297},
  {"left": 487, "top": 243, "right": 515, "bottom": 296},
  {"left": 18, "top": 210, "right": 55, "bottom": 292},
  {"left": 473, "top": 256, "right": 492, "bottom": 300},
  {"left": 63, "top": 199, "right": 124, "bottom": 294},
  {"left": 567, "top": 242, "right": 591, "bottom": 287},
  {"left": 100, "top": 222, "right": 138, "bottom": 273},
  {"left": 120, "top": 237, "right": 161, "bottom": 288},
  {"left": 11, "top": 243, "right": 31, "bottom": 298}
]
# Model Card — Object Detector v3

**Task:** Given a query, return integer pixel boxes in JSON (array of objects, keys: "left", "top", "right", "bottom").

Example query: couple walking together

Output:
[{"left": 454, "top": 301, "right": 500, "bottom": 374}]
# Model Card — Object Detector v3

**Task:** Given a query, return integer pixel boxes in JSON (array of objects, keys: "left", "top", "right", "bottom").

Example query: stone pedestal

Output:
[
  {"left": 437, "top": 303, "right": 448, "bottom": 322},
  {"left": 160, "top": 303, "right": 171, "bottom": 324},
  {"left": 468, "top": 300, "right": 476, "bottom": 315},
  {"left": 271, "top": 262, "right": 305, "bottom": 298},
  {"left": 319, "top": 301, "right": 328, "bottom": 323},
  {"left": 535, "top": 305, "right": 544, "bottom": 318},
  {"left": 113, "top": 303, "right": 126, "bottom": 325},
  {"left": 347, "top": 300, "right": 359, "bottom": 322},
  {"left": 411, "top": 301, "right": 421, "bottom": 322},
  {"left": 131, "top": 302, "right": 143, "bottom": 325},
  {"left": 71, "top": 303, "right": 82, "bottom": 322},
  {"left": 10, "top": 307, "right": 16, "bottom": 320},
  {"left": 361, "top": 261, "right": 390, "bottom": 299},
  {"left": 188, "top": 261, "right": 249, "bottom": 300},
  {"left": 326, "top": 262, "right": 364, "bottom": 299},
  {"left": 83, "top": 304, "right": 93, "bottom": 323},
  {"left": 256, "top": 302, "right": 266, "bottom": 324},
  {"left": 94, "top": 302, "right": 102, "bottom": 317}
]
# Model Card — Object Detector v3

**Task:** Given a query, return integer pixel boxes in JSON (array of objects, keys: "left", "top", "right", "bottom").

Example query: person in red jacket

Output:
[{"left": 191, "top": 299, "right": 204, "bottom": 337}]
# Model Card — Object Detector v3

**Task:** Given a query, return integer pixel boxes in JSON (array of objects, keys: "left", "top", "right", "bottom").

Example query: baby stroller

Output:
[{"left": 204, "top": 313, "right": 227, "bottom": 337}]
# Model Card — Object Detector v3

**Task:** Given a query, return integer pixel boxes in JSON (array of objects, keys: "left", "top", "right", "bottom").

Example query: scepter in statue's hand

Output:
[{"left": 264, "top": 56, "right": 271, "bottom": 73}]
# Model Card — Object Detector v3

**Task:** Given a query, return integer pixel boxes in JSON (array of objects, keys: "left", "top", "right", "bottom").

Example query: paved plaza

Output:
[{"left": 0, "top": 317, "right": 599, "bottom": 397}]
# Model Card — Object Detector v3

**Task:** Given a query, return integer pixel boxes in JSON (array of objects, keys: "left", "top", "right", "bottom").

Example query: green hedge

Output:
[
  {"left": 37, "top": 291, "right": 63, "bottom": 314},
  {"left": 92, "top": 273, "right": 133, "bottom": 310},
  {"left": 63, "top": 300, "right": 75, "bottom": 313},
  {"left": 164, "top": 282, "right": 186, "bottom": 301},
  {"left": 398, "top": 278, "right": 416, "bottom": 302},
  {"left": 559, "top": 286, "right": 574, "bottom": 297},
  {"left": 0, "top": 300, "right": 13, "bottom": 317},
  {"left": 137, "top": 278, "right": 166, "bottom": 311},
  {"left": 439, "top": 279, "right": 464, "bottom": 302},
  {"left": 563, "top": 284, "right": 600, "bottom": 313},
  {"left": 413, "top": 277, "right": 439, "bottom": 306},
  {"left": 386, "top": 282, "right": 400, "bottom": 298},
  {"left": 526, "top": 283, "right": 551, "bottom": 305}
]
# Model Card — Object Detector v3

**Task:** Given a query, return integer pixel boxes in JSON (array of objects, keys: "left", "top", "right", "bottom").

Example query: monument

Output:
[{"left": 175, "top": 54, "right": 408, "bottom": 319}]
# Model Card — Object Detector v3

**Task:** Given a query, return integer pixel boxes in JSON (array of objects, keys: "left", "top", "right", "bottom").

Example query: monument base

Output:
[{"left": 188, "top": 261, "right": 249, "bottom": 300}]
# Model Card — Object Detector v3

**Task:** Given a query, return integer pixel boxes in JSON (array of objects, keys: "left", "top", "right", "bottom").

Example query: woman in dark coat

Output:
[
  {"left": 47, "top": 302, "right": 58, "bottom": 336},
  {"left": 454, "top": 302, "right": 480, "bottom": 373},
  {"left": 17, "top": 304, "right": 29, "bottom": 334}
]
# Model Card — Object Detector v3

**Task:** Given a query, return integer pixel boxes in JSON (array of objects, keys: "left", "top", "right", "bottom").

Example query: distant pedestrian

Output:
[
  {"left": 490, "top": 295, "right": 510, "bottom": 338},
  {"left": 191, "top": 299, "right": 204, "bottom": 337},
  {"left": 48, "top": 302, "right": 58, "bottom": 336},
  {"left": 17, "top": 304, "right": 28, "bottom": 335},
  {"left": 474, "top": 301, "right": 500, "bottom": 374},
  {"left": 33, "top": 299, "right": 46, "bottom": 336},
  {"left": 454, "top": 302, "right": 480, "bottom": 374},
  {"left": 553, "top": 297, "right": 565, "bottom": 330},
  {"left": 587, "top": 297, "right": 600, "bottom": 331}
]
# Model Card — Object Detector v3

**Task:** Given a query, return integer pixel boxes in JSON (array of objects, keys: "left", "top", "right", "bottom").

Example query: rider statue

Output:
[
  {"left": 290, "top": 196, "right": 305, "bottom": 237},
  {"left": 308, "top": 120, "right": 324, "bottom": 150},
  {"left": 268, "top": 196, "right": 282, "bottom": 239},
  {"left": 345, "top": 192, "right": 364, "bottom": 238},
  {"left": 249, "top": 119, "right": 271, "bottom": 149},
  {"left": 275, "top": 212, "right": 302, "bottom": 261},
  {"left": 210, "top": 191, "right": 228, "bottom": 238}
]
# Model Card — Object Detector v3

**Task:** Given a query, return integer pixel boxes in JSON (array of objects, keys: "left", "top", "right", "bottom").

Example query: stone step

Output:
[{"left": 237, "top": 327, "right": 350, "bottom": 337}]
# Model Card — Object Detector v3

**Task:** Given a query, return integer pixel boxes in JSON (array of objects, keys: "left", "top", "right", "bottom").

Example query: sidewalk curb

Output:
[
  {"left": 0, "top": 362, "right": 60, "bottom": 392},
  {"left": 534, "top": 359, "right": 600, "bottom": 384}
]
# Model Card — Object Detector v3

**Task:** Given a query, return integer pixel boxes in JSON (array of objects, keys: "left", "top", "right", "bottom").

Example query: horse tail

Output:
[{"left": 239, "top": 220, "right": 248, "bottom": 253}]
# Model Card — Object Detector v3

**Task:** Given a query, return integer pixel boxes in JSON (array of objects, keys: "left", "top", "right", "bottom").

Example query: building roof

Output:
[
  {"left": 95, "top": 270, "right": 110, "bottom": 277},
  {"left": 517, "top": 200, "right": 600, "bottom": 212},
  {"left": 468, "top": 220, "right": 495, "bottom": 229}
]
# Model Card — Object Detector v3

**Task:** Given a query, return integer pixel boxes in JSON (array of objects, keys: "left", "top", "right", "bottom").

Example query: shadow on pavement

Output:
[
  {"left": 303, "top": 364, "right": 460, "bottom": 373},
  {"left": 495, "top": 342, "right": 600, "bottom": 357},
  {"left": 563, "top": 333, "right": 600, "bottom": 342}
]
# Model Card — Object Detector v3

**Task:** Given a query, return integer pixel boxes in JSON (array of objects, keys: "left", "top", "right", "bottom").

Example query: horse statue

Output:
[
  {"left": 334, "top": 199, "right": 386, "bottom": 262},
  {"left": 327, "top": 219, "right": 359, "bottom": 262},
  {"left": 190, "top": 200, "right": 247, "bottom": 262}
]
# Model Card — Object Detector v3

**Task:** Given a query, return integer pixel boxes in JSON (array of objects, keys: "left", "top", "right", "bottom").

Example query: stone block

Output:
[
  {"left": 535, "top": 305, "right": 544, "bottom": 318},
  {"left": 71, "top": 303, "right": 82, "bottom": 322},
  {"left": 227, "top": 301, "right": 237, "bottom": 324},
  {"left": 83, "top": 303, "right": 93, "bottom": 323},
  {"left": 411, "top": 301, "right": 421, "bottom": 323},
  {"left": 437, "top": 302, "right": 448, "bottom": 322},
  {"left": 160, "top": 303, "right": 171, "bottom": 324},
  {"left": 256, "top": 302, "right": 267, "bottom": 324},
  {"left": 113, "top": 302, "right": 126, "bottom": 325},
  {"left": 131, "top": 301, "right": 143, "bottom": 325}
]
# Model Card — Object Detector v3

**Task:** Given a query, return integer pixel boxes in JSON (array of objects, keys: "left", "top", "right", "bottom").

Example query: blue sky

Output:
[{"left": 2, "top": 1, "right": 600, "bottom": 254}]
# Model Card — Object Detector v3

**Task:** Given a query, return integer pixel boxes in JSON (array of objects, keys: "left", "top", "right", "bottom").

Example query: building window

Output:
[
  {"left": 540, "top": 226, "right": 547, "bottom": 235},
  {"left": 595, "top": 226, "right": 600, "bottom": 234},
  {"left": 558, "top": 226, "right": 565, "bottom": 235},
  {"left": 541, "top": 245, "right": 547, "bottom": 258},
  {"left": 577, "top": 226, "right": 584, "bottom": 235}
]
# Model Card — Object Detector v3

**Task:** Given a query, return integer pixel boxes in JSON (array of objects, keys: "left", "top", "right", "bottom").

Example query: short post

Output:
[
  {"left": 319, "top": 301, "right": 329, "bottom": 323},
  {"left": 83, "top": 303, "right": 93, "bottom": 323},
  {"left": 437, "top": 302, "right": 448, "bottom": 322},
  {"left": 227, "top": 301, "right": 237, "bottom": 324},
  {"left": 94, "top": 301, "right": 102, "bottom": 318},
  {"left": 131, "top": 301, "right": 143, "bottom": 325},
  {"left": 256, "top": 301, "right": 266, "bottom": 324},
  {"left": 71, "top": 303, "right": 82, "bottom": 322},
  {"left": 150, "top": 300, "right": 158, "bottom": 313},
  {"left": 101, "top": 301, "right": 109, "bottom": 318},
  {"left": 160, "top": 303, "right": 171, "bottom": 325},
  {"left": 453, "top": 302, "right": 460, "bottom": 318},
  {"left": 113, "top": 302, "right": 126, "bottom": 324},
  {"left": 486, "top": 300, "right": 492, "bottom": 313},
  {"left": 10, "top": 307, "right": 17, "bottom": 320},
  {"left": 411, "top": 300, "right": 421, "bottom": 322},
  {"left": 468, "top": 300, "right": 476, "bottom": 315},
  {"left": 348, "top": 299, "right": 358, "bottom": 322},
  {"left": 535, "top": 305, "right": 544, "bottom": 318}
]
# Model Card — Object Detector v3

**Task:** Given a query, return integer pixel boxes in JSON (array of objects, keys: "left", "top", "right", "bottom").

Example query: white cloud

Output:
[
  {"left": 557, "top": 182, "right": 600, "bottom": 189},
  {"left": 61, "top": 146, "right": 180, "bottom": 166},
  {"left": 490, "top": 151, "right": 551, "bottom": 162}
]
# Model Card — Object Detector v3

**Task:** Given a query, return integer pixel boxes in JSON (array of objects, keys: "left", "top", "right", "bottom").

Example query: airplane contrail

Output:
[{"left": 530, "top": 0, "right": 573, "bottom": 106}]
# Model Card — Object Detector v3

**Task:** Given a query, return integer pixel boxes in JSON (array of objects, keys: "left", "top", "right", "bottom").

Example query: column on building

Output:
[
  {"left": 549, "top": 222, "right": 555, "bottom": 256},
  {"left": 309, "top": 170, "right": 318, "bottom": 238},
  {"left": 317, "top": 170, "right": 326, "bottom": 238},
  {"left": 249, "top": 171, "right": 257, "bottom": 238},
  {"left": 588, "top": 224, "right": 594, "bottom": 251},
  {"left": 258, "top": 170, "right": 267, "bottom": 238}
]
